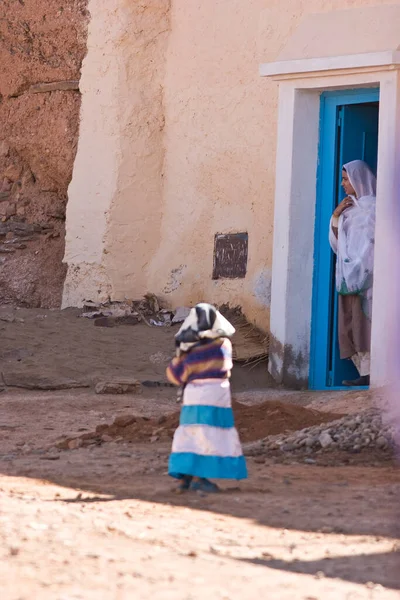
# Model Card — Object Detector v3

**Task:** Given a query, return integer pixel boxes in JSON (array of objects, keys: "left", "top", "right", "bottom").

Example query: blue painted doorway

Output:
[{"left": 310, "top": 89, "right": 379, "bottom": 390}]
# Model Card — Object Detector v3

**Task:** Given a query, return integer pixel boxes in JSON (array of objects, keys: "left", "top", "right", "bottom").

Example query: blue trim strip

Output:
[
  {"left": 179, "top": 405, "right": 234, "bottom": 428},
  {"left": 310, "top": 87, "right": 379, "bottom": 391},
  {"left": 169, "top": 453, "right": 248, "bottom": 480},
  {"left": 321, "top": 88, "right": 379, "bottom": 102}
]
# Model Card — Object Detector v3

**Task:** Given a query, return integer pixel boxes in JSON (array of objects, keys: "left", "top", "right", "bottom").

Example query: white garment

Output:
[
  {"left": 329, "top": 160, "right": 376, "bottom": 319},
  {"left": 171, "top": 380, "right": 244, "bottom": 458},
  {"left": 171, "top": 425, "right": 244, "bottom": 458},
  {"left": 351, "top": 352, "right": 370, "bottom": 377},
  {"left": 181, "top": 378, "right": 232, "bottom": 408},
  {"left": 169, "top": 379, "right": 247, "bottom": 480}
]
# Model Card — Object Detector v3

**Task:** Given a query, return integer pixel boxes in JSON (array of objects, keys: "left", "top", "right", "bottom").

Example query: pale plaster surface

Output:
[
  {"left": 63, "top": 0, "right": 170, "bottom": 307},
  {"left": 102, "top": 0, "right": 170, "bottom": 302},
  {"left": 62, "top": 0, "right": 121, "bottom": 306},
  {"left": 263, "top": 3, "right": 400, "bottom": 387},
  {"left": 64, "top": 0, "right": 399, "bottom": 338},
  {"left": 277, "top": 4, "right": 400, "bottom": 62}
]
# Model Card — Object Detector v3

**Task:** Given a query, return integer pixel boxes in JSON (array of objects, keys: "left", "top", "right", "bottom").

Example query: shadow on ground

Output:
[{"left": 236, "top": 550, "right": 400, "bottom": 590}]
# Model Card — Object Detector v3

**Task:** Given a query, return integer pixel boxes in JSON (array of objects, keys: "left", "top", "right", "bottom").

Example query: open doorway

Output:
[{"left": 310, "top": 88, "right": 379, "bottom": 390}]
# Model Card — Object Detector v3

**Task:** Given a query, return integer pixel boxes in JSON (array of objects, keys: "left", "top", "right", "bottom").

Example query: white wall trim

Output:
[
  {"left": 268, "top": 88, "right": 319, "bottom": 387},
  {"left": 266, "top": 69, "right": 400, "bottom": 388},
  {"left": 369, "top": 73, "right": 400, "bottom": 387},
  {"left": 260, "top": 51, "right": 400, "bottom": 80}
]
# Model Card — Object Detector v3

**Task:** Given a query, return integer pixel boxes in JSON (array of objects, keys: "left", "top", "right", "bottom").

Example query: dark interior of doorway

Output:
[{"left": 328, "top": 101, "right": 379, "bottom": 388}]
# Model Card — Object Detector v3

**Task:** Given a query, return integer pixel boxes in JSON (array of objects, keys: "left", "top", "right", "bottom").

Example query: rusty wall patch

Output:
[{"left": 212, "top": 233, "right": 248, "bottom": 280}]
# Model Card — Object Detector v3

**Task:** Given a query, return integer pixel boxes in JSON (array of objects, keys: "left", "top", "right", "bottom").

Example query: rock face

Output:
[{"left": 0, "top": 0, "right": 89, "bottom": 307}]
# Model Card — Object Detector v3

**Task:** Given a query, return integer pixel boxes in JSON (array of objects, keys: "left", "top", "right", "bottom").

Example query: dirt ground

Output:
[
  {"left": 0, "top": 307, "right": 276, "bottom": 391},
  {"left": 0, "top": 310, "right": 399, "bottom": 598},
  {"left": 0, "top": 307, "right": 390, "bottom": 403},
  {"left": 0, "top": 389, "right": 398, "bottom": 599}
]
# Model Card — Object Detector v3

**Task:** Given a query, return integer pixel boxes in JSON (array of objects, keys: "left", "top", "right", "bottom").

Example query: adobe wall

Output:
[
  {"left": 63, "top": 0, "right": 394, "bottom": 330},
  {"left": 0, "top": 0, "right": 88, "bottom": 307}
]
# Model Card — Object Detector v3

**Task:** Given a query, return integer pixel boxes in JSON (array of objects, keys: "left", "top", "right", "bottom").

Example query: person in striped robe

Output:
[{"left": 167, "top": 303, "right": 248, "bottom": 493}]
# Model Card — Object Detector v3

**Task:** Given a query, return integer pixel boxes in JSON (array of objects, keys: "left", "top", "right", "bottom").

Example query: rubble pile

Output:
[
  {"left": 80, "top": 296, "right": 269, "bottom": 365},
  {"left": 246, "top": 409, "right": 397, "bottom": 457},
  {"left": 80, "top": 293, "right": 190, "bottom": 328}
]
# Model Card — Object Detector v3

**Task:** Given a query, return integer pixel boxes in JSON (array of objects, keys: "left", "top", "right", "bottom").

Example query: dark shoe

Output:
[
  {"left": 190, "top": 478, "right": 220, "bottom": 493},
  {"left": 342, "top": 375, "right": 370, "bottom": 387},
  {"left": 176, "top": 475, "right": 193, "bottom": 492}
]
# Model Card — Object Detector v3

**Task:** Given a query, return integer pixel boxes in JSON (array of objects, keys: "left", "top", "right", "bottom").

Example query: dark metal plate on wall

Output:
[{"left": 212, "top": 232, "right": 248, "bottom": 279}]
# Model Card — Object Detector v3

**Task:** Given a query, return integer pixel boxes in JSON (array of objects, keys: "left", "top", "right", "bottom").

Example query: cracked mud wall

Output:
[{"left": 0, "top": 0, "right": 88, "bottom": 307}]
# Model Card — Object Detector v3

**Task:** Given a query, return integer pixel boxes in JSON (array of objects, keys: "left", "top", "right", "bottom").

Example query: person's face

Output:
[{"left": 341, "top": 170, "right": 356, "bottom": 196}]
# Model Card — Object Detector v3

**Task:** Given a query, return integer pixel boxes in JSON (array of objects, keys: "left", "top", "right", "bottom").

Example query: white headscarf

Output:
[
  {"left": 329, "top": 160, "right": 377, "bottom": 319},
  {"left": 344, "top": 159, "right": 376, "bottom": 199},
  {"left": 174, "top": 303, "right": 235, "bottom": 354}
]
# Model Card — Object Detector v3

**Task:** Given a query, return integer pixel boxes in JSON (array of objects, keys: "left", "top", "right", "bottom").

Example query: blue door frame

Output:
[{"left": 309, "top": 88, "right": 379, "bottom": 390}]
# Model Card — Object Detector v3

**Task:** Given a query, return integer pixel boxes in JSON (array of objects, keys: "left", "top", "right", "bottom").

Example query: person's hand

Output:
[{"left": 333, "top": 196, "right": 353, "bottom": 218}]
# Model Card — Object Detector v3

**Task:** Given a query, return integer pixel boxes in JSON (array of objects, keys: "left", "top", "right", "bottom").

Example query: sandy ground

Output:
[
  {"left": 0, "top": 309, "right": 399, "bottom": 598},
  {"left": 0, "top": 308, "right": 388, "bottom": 408},
  {"left": 0, "top": 307, "right": 275, "bottom": 391},
  {"left": 0, "top": 387, "right": 399, "bottom": 599}
]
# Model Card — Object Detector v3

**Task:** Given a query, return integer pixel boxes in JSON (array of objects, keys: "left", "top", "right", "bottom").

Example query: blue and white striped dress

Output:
[{"left": 167, "top": 338, "right": 247, "bottom": 480}]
